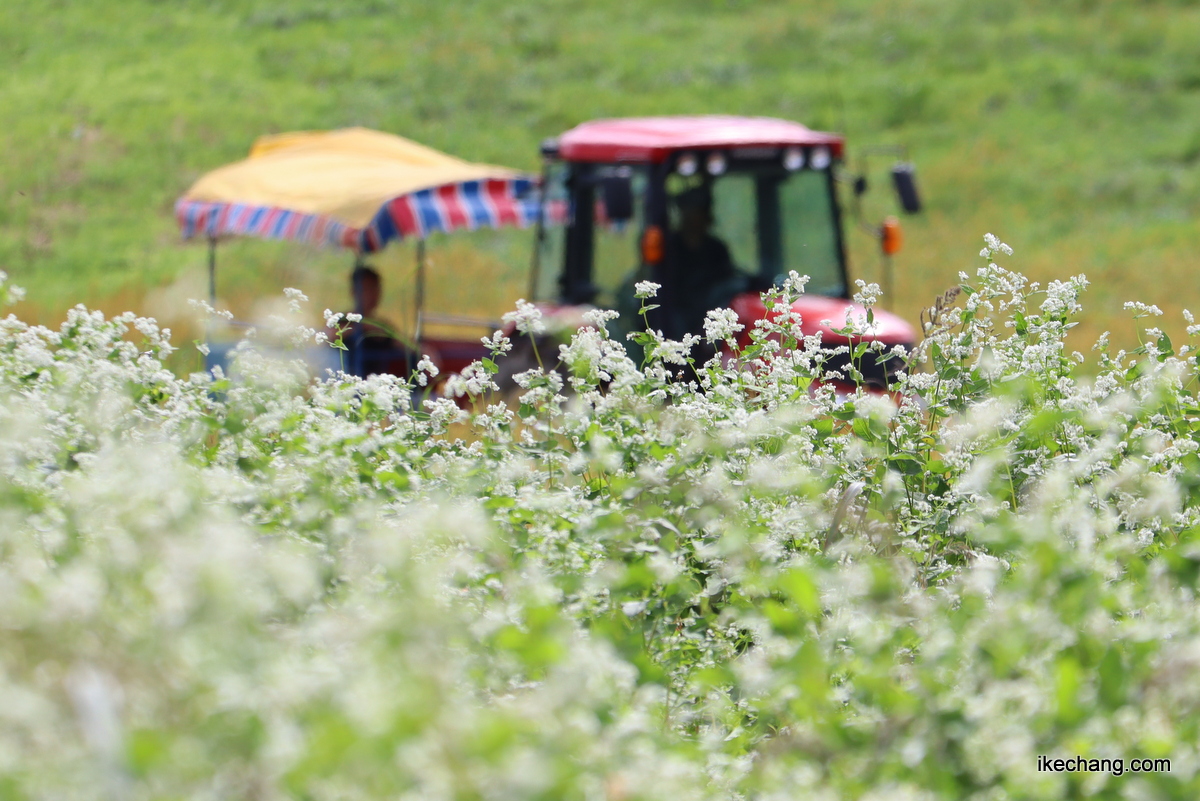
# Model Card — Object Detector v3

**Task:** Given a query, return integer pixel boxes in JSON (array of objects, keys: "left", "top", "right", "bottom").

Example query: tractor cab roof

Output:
[{"left": 553, "top": 115, "right": 845, "bottom": 164}]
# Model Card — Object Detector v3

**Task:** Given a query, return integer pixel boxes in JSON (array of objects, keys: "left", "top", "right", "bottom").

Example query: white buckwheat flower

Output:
[
  {"left": 1123, "top": 301, "right": 1163, "bottom": 318},
  {"left": 481, "top": 330, "right": 513, "bottom": 354},
  {"left": 283, "top": 287, "right": 309, "bottom": 314},
  {"left": 853, "top": 279, "right": 881, "bottom": 307},
  {"left": 634, "top": 281, "right": 661, "bottom": 299},
  {"left": 502, "top": 299, "right": 547, "bottom": 336},
  {"left": 1, "top": 269, "right": 26, "bottom": 304},
  {"left": 582, "top": 308, "right": 620, "bottom": 332},
  {"left": 654, "top": 333, "right": 700, "bottom": 365},
  {"left": 981, "top": 232, "right": 1013, "bottom": 258},
  {"left": 703, "top": 308, "right": 743, "bottom": 343},
  {"left": 187, "top": 299, "right": 234, "bottom": 320},
  {"left": 781, "top": 270, "right": 810, "bottom": 295},
  {"left": 415, "top": 355, "right": 439, "bottom": 386}
]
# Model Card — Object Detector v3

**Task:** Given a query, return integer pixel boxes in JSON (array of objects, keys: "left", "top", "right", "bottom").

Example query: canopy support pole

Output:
[
  {"left": 204, "top": 237, "right": 218, "bottom": 371},
  {"left": 414, "top": 238, "right": 426, "bottom": 344},
  {"left": 207, "top": 236, "right": 217, "bottom": 305},
  {"left": 528, "top": 163, "right": 549, "bottom": 300},
  {"left": 350, "top": 252, "right": 365, "bottom": 377}
]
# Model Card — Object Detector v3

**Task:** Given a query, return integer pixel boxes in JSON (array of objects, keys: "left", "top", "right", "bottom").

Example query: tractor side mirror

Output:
[
  {"left": 600, "top": 176, "right": 634, "bottom": 222},
  {"left": 891, "top": 162, "right": 921, "bottom": 214}
]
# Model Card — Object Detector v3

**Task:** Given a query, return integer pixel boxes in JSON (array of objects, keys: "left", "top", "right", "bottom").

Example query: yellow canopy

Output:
[{"left": 181, "top": 127, "right": 524, "bottom": 229}]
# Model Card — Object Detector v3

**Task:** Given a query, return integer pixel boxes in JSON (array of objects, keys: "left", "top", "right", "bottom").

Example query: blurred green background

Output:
[{"left": 2, "top": 0, "right": 1198, "bottom": 351}]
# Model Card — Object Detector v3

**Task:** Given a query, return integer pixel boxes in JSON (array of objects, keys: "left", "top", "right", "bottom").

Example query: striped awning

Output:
[
  {"left": 176, "top": 128, "right": 540, "bottom": 253},
  {"left": 356, "top": 177, "right": 538, "bottom": 252}
]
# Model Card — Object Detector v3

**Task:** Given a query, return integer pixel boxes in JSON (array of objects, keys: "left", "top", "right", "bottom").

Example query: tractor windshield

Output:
[
  {"left": 700, "top": 167, "right": 845, "bottom": 297},
  {"left": 535, "top": 160, "right": 847, "bottom": 327},
  {"left": 532, "top": 163, "right": 650, "bottom": 311}
]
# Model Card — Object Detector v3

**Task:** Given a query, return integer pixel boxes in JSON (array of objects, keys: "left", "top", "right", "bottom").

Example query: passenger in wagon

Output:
[{"left": 333, "top": 265, "right": 416, "bottom": 378}]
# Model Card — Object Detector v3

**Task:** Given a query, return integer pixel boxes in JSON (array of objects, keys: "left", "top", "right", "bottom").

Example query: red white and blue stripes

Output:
[
  {"left": 175, "top": 200, "right": 359, "bottom": 249},
  {"left": 356, "top": 178, "right": 539, "bottom": 252},
  {"left": 177, "top": 177, "right": 541, "bottom": 253}
]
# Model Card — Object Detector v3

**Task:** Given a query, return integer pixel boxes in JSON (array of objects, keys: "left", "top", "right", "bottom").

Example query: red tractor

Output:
[{"left": 511, "top": 115, "right": 918, "bottom": 390}]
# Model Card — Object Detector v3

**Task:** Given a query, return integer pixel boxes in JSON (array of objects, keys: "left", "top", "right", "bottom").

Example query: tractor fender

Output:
[{"left": 728, "top": 292, "right": 916, "bottom": 350}]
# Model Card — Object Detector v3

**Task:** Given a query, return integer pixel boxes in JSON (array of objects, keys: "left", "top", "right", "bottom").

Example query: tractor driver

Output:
[{"left": 664, "top": 186, "right": 739, "bottom": 339}]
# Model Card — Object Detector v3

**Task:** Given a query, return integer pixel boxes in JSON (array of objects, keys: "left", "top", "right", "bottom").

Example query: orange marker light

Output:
[
  {"left": 881, "top": 216, "right": 903, "bottom": 255},
  {"left": 642, "top": 225, "right": 665, "bottom": 264}
]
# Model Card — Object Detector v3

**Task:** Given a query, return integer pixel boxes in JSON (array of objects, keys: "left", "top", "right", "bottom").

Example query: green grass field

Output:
[{"left": 2, "top": 0, "right": 1199, "bottom": 351}]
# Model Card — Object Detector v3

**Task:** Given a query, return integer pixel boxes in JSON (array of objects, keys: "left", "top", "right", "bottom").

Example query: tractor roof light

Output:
[
  {"left": 675, "top": 152, "right": 698, "bottom": 177},
  {"left": 706, "top": 151, "right": 727, "bottom": 176},
  {"left": 810, "top": 145, "right": 832, "bottom": 170},
  {"left": 783, "top": 146, "right": 805, "bottom": 171}
]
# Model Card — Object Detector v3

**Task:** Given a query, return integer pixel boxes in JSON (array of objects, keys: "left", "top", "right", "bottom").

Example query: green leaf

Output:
[
  {"left": 888, "top": 453, "right": 925, "bottom": 476},
  {"left": 1158, "top": 331, "right": 1174, "bottom": 362},
  {"left": 126, "top": 728, "right": 170, "bottom": 777},
  {"left": 777, "top": 568, "right": 820, "bottom": 618},
  {"left": 1055, "top": 655, "right": 1083, "bottom": 725},
  {"left": 1098, "top": 648, "right": 1126, "bottom": 708},
  {"left": 375, "top": 470, "right": 410, "bottom": 491}
]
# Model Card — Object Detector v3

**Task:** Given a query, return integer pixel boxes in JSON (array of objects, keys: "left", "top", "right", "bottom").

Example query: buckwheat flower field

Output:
[{"left": 2, "top": 238, "right": 1198, "bottom": 799}]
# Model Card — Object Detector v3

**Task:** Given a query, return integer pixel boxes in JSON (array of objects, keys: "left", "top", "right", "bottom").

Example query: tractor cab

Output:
[{"left": 531, "top": 116, "right": 916, "bottom": 387}]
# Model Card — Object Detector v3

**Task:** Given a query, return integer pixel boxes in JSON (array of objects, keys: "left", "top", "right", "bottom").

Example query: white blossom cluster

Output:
[
  {"left": 501, "top": 298, "right": 547, "bottom": 336},
  {"left": 1, "top": 242, "right": 1200, "bottom": 799}
]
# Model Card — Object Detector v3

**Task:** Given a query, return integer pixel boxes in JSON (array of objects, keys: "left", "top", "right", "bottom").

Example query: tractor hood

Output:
[{"left": 728, "top": 292, "right": 916, "bottom": 349}]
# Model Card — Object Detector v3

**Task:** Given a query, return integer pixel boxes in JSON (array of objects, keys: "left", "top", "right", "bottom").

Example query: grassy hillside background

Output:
[{"left": 2, "top": 0, "right": 1199, "bottom": 352}]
